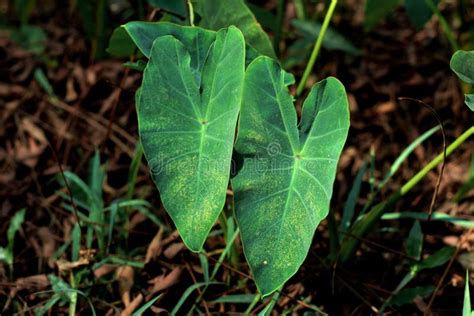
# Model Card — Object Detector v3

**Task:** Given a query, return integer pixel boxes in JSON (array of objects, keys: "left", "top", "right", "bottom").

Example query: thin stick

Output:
[
  {"left": 339, "top": 125, "right": 474, "bottom": 262},
  {"left": 400, "top": 126, "right": 472, "bottom": 196},
  {"left": 47, "top": 142, "right": 82, "bottom": 233},
  {"left": 397, "top": 97, "right": 447, "bottom": 222}
]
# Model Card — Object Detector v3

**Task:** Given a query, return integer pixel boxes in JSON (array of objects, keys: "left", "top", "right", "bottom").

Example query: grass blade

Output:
[
  {"left": 340, "top": 161, "right": 368, "bottom": 232},
  {"left": 378, "top": 125, "right": 441, "bottom": 189},
  {"left": 210, "top": 228, "right": 240, "bottom": 280},
  {"left": 132, "top": 293, "right": 163, "bottom": 316},
  {"left": 5, "top": 208, "right": 26, "bottom": 268},
  {"left": 71, "top": 223, "right": 81, "bottom": 262},
  {"left": 258, "top": 291, "right": 280, "bottom": 316},
  {"left": 171, "top": 282, "right": 221, "bottom": 315},
  {"left": 464, "top": 270, "right": 472, "bottom": 316},
  {"left": 199, "top": 253, "right": 209, "bottom": 283},
  {"left": 210, "top": 294, "right": 258, "bottom": 304},
  {"left": 107, "top": 202, "right": 118, "bottom": 254},
  {"left": 382, "top": 211, "right": 474, "bottom": 228}
]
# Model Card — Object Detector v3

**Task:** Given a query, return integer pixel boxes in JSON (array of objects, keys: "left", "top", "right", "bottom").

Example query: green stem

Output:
[
  {"left": 327, "top": 209, "right": 340, "bottom": 258},
  {"left": 339, "top": 125, "right": 474, "bottom": 262},
  {"left": 400, "top": 125, "right": 473, "bottom": 195},
  {"left": 69, "top": 272, "right": 78, "bottom": 316},
  {"left": 425, "top": 0, "right": 460, "bottom": 52},
  {"left": 187, "top": 0, "right": 195, "bottom": 26},
  {"left": 273, "top": 0, "right": 286, "bottom": 57},
  {"left": 91, "top": 0, "right": 106, "bottom": 60},
  {"left": 244, "top": 294, "right": 262, "bottom": 314},
  {"left": 294, "top": 0, "right": 306, "bottom": 20},
  {"left": 296, "top": 0, "right": 337, "bottom": 97}
]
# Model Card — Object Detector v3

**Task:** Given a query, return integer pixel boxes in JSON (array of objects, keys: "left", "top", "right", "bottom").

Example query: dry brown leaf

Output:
[
  {"left": 0, "top": 82, "right": 25, "bottom": 96},
  {"left": 348, "top": 93, "right": 358, "bottom": 113},
  {"left": 148, "top": 267, "right": 182, "bottom": 298},
  {"left": 100, "top": 88, "right": 120, "bottom": 114},
  {"left": 27, "top": 226, "right": 56, "bottom": 268},
  {"left": 56, "top": 257, "right": 90, "bottom": 272},
  {"left": 3, "top": 274, "right": 50, "bottom": 311},
  {"left": 8, "top": 274, "right": 50, "bottom": 301},
  {"left": 374, "top": 101, "right": 396, "bottom": 115},
  {"left": 278, "top": 283, "right": 304, "bottom": 308},
  {"left": 2, "top": 100, "right": 20, "bottom": 122},
  {"left": 145, "top": 228, "right": 164, "bottom": 264},
  {"left": 65, "top": 77, "right": 79, "bottom": 102},
  {"left": 37, "top": 227, "right": 57, "bottom": 266},
  {"left": 150, "top": 306, "right": 168, "bottom": 314},
  {"left": 94, "top": 264, "right": 118, "bottom": 279},
  {"left": 20, "top": 117, "right": 47, "bottom": 144},
  {"left": 0, "top": 158, "right": 15, "bottom": 184},
  {"left": 117, "top": 265, "right": 135, "bottom": 307},
  {"left": 120, "top": 293, "right": 143, "bottom": 316},
  {"left": 163, "top": 243, "right": 184, "bottom": 260},
  {"left": 127, "top": 212, "right": 147, "bottom": 231},
  {"left": 451, "top": 272, "right": 464, "bottom": 287},
  {"left": 443, "top": 235, "right": 459, "bottom": 247},
  {"left": 161, "top": 230, "right": 180, "bottom": 247},
  {"left": 458, "top": 251, "right": 474, "bottom": 271},
  {"left": 15, "top": 274, "right": 50, "bottom": 291},
  {"left": 45, "top": 109, "right": 68, "bottom": 140},
  {"left": 11, "top": 137, "right": 46, "bottom": 168}
]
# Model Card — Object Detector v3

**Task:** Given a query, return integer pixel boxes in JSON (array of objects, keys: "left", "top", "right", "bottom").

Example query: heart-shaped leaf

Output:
[
  {"left": 465, "top": 94, "right": 474, "bottom": 111},
  {"left": 232, "top": 56, "right": 350, "bottom": 295},
  {"left": 108, "top": 22, "right": 216, "bottom": 60},
  {"left": 108, "top": 22, "right": 260, "bottom": 66},
  {"left": 192, "top": 0, "right": 276, "bottom": 59},
  {"left": 450, "top": 50, "right": 474, "bottom": 111},
  {"left": 147, "top": 0, "right": 187, "bottom": 17},
  {"left": 451, "top": 50, "right": 474, "bottom": 84},
  {"left": 138, "top": 26, "right": 245, "bottom": 251}
]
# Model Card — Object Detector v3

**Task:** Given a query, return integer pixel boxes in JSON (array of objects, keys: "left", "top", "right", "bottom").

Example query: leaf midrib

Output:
[
  {"left": 265, "top": 61, "right": 299, "bottom": 154},
  {"left": 192, "top": 30, "right": 231, "bottom": 222}
]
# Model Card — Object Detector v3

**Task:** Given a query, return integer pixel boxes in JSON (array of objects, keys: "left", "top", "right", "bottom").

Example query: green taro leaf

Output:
[
  {"left": 108, "top": 22, "right": 259, "bottom": 66},
  {"left": 450, "top": 50, "right": 474, "bottom": 111},
  {"left": 107, "top": 26, "right": 137, "bottom": 57},
  {"left": 192, "top": 0, "right": 276, "bottom": 59},
  {"left": 147, "top": 0, "right": 187, "bottom": 17},
  {"left": 109, "top": 22, "right": 215, "bottom": 60},
  {"left": 451, "top": 50, "right": 474, "bottom": 84},
  {"left": 138, "top": 26, "right": 245, "bottom": 251},
  {"left": 465, "top": 94, "right": 474, "bottom": 111},
  {"left": 232, "top": 57, "right": 350, "bottom": 295}
]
